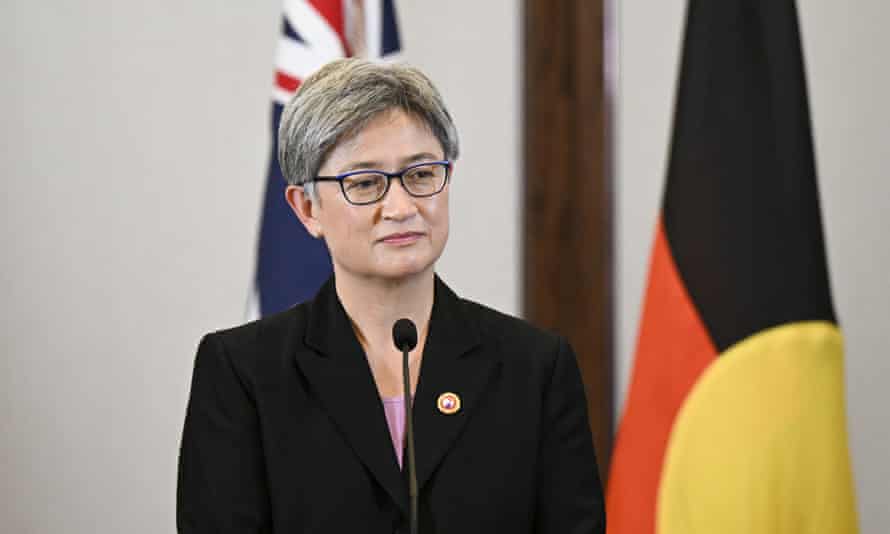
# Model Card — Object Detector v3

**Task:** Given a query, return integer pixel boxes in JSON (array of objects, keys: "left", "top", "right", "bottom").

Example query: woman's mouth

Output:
[{"left": 379, "top": 232, "right": 424, "bottom": 245}]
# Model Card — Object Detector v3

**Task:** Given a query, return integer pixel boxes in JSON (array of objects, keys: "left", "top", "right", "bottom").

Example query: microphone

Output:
[
  {"left": 392, "top": 318, "right": 418, "bottom": 534},
  {"left": 393, "top": 318, "right": 418, "bottom": 353}
]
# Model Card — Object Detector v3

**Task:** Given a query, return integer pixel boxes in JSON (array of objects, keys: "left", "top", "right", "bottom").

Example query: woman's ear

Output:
[{"left": 285, "top": 185, "right": 323, "bottom": 238}]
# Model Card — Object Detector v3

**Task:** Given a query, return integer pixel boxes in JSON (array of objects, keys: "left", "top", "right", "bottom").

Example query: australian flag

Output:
[{"left": 248, "top": 0, "right": 401, "bottom": 318}]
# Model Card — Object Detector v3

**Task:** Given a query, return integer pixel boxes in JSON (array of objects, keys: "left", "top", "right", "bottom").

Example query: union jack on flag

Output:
[{"left": 248, "top": 0, "right": 401, "bottom": 319}]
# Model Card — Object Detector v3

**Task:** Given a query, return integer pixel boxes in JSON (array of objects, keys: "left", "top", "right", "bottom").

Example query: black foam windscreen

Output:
[{"left": 392, "top": 318, "right": 418, "bottom": 352}]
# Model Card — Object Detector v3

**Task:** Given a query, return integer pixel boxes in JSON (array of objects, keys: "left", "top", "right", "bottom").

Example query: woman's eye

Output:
[
  {"left": 407, "top": 170, "right": 433, "bottom": 180},
  {"left": 347, "top": 178, "right": 379, "bottom": 190}
]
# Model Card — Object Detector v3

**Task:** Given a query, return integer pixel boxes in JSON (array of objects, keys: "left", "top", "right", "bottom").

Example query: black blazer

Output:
[{"left": 177, "top": 277, "right": 605, "bottom": 533}]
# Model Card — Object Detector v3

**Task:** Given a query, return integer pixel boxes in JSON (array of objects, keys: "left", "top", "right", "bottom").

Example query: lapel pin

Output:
[{"left": 437, "top": 392, "right": 461, "bottom": 415}]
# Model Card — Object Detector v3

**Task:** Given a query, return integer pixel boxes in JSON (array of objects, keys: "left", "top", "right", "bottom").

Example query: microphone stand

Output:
[{"left": 402, "top": 345, "right": 418, "bottom": 534}]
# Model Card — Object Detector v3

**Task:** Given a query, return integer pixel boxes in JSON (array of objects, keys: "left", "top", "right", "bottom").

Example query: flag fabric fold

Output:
[
  {"left": 249, "top": 0, "right": 401, "bottom": 318},
  {"left": 607, "top": 1, "right": 858, "bottom": 532}
]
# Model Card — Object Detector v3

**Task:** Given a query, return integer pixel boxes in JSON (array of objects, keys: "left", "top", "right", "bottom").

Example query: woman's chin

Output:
[{"left": 373, "top": 258, "right": 436, "bottom": 281}]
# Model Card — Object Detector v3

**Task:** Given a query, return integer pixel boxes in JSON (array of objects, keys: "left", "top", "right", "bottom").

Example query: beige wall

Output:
[
  {"left": 617, "top": 1, "right": 890, "bottom": 532},
  {"left": 0, "top": 1, "right": 518, "bottom": 532}
]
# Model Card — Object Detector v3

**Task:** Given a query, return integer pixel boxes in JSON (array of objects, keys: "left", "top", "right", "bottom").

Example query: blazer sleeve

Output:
[
  {"left": 534, "top": 337, "right": 607, "bottom": 534},
  {"left": 177, "top": 333, "right": 273, "bottom": 533}
]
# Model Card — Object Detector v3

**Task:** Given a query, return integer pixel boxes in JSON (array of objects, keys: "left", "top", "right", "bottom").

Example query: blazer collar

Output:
[
  {"left": 298, "top": 275, "right": 498, "bottom": 510},
  {"left": 303, "top": 275, "right": 482, "bottom": 358},
  {"left": 412, "top": 278, "right": 499, "bottom": 491}
]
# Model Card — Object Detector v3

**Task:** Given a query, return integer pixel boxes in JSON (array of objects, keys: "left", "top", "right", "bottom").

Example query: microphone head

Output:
[{"left": 392, "top": 318, "right": 418, "bottom": 352}]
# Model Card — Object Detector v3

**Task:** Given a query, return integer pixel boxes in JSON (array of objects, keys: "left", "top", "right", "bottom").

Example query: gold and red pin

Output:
[{"left": 436, "top": 392, "right": 461, "bottom": 415}]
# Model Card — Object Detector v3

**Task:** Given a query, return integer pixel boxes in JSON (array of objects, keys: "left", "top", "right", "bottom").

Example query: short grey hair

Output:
[{"left": 278, "top": 58, "right": 460, "bottom": 198}]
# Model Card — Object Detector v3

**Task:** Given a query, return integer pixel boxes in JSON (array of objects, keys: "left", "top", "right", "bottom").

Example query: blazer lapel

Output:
[
  {"left": 413, "top": 277, "right": 500, "bottom": 491},
  {"left": 296, "top": 278, "right": 409, "bottom": 514}
]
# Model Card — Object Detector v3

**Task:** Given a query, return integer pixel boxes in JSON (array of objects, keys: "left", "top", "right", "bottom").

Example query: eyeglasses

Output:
[{"left": 310, "top": 160, "right": 452, "bottom": 206}]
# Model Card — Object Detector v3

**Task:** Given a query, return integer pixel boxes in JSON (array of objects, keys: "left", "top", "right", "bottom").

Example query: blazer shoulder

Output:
[
  {"left": 199, "top": 303, "right": 309, "bottom": 372},
  {"left": 457, "top": 297, "right": 565, "bottom": 362}
]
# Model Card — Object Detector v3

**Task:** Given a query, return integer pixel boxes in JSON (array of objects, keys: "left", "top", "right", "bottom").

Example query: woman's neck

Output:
[{"left": 334, "top": 269, "right": 436, "bottom": 353}]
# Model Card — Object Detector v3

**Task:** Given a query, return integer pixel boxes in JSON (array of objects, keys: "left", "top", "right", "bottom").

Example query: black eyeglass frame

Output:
[{"left": 309, "top": 160, "right": 452, "bottom": 206}]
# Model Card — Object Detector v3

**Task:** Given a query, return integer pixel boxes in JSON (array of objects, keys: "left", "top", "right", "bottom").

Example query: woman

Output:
[{"left": 177, "top": 58, "right": 605, "bottom": 533}]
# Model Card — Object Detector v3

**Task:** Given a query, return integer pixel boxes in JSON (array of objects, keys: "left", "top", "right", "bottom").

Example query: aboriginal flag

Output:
[
  {"left": 248, "top": 0, "right": 401, "bottom": 318},
  {"left": 606, "top": 1, "right": 858, "bottom": 533}
]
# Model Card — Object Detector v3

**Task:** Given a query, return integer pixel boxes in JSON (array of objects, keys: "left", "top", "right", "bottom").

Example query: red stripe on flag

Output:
[
  {"left": 607, "top": 218, "right": 718, "bottom": 534},
  {"left": 276, "top": 71, "right": 301, "bottom": 93},
  {"left": 309, "top": 0, "right": 349, "bottom": 54}
]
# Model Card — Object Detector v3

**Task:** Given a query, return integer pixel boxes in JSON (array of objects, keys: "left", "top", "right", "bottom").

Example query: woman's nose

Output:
[{"left": 381, "top": 179, "right": 419, "bottom": 220}]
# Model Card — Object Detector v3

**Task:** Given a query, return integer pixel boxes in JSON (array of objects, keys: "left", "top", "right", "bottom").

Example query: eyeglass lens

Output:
[{"left": 342, "top": 163, "right": 448, "bottom": 204}]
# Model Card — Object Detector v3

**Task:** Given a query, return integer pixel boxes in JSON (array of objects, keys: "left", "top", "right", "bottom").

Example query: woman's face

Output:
[{"left": 303, "top": 109, "right": 450, "bottom": 283}]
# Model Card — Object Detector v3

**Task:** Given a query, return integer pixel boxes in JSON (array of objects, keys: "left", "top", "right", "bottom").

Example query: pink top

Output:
[{"left": 381, "top": 396, "right": 407, "bottom": 468}]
